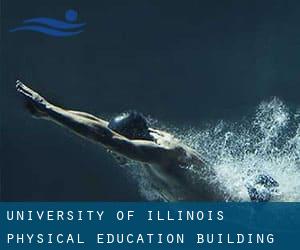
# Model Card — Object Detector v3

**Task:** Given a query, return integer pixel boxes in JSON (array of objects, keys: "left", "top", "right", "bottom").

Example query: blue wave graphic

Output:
[
  {"left": 10, "top": 25, "right": 84, "bottom": 37},
  {"left": 9, "top": 9, "right": 85, "bottom": 37},
  {"left": 23, "top": 18, "right": 85, "bottom": 29}
]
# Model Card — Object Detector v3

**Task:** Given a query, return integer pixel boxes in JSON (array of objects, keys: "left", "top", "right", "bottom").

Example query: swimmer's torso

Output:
[
  {"left": 144, "top": 129, "right": 225, "bottom": 201},
  {"left": 144, "top": 161, "right": 224, "bottom": 201}
]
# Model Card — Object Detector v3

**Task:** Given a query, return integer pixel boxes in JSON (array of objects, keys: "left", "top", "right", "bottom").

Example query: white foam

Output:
[{"left": 125, "top": 98, "right": 300, "bottom": 201}]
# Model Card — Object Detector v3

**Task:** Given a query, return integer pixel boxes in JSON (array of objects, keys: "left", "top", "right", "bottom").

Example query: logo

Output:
[{"left": 9, "top": 9, "right": 85, "bottom": 37}]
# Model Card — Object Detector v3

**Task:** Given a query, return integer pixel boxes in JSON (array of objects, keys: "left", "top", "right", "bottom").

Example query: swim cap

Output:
[{"left": 108, "top": 111, "right": 153, "bottom": 140}]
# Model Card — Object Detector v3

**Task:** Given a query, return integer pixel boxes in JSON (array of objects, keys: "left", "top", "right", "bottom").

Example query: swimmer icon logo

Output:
[{"left": 9, "top": 9, "right": 86, "bottom": 37}]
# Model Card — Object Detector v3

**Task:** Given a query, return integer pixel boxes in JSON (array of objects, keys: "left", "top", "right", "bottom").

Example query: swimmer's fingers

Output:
[
  {"left": 16, "top": 80, "right": 42, "bottom": 100},
  {"left": 16, "top": 80, "right": 35, "bottom": 99},
  {"left": 16, "top": 80, "right": 49, "bottom": 114},
  {"left": 16, "top": 80, "right": 47, "bottom": 104}
]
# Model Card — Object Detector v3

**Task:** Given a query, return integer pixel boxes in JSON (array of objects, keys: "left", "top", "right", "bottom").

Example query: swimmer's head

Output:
[{"left": 108, "top": 111, "right": 153, "bottom": 141}]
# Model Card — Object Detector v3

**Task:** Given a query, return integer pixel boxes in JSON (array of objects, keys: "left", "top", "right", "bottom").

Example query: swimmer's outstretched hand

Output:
[{"left": 16, "top": 80, "right": 49, "bottom": 118}]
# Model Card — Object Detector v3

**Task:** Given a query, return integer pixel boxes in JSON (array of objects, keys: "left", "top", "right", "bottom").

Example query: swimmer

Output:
[{"left": 15, "top": 80, "right": 278, "bottom": 201}]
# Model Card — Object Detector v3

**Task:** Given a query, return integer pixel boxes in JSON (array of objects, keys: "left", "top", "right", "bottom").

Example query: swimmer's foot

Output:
[
  {"left": 246, "top": 174, "right": 279, "bottom": 202},
  {"left": 16, "top": 80, "right": 49, "bottom": 118}
]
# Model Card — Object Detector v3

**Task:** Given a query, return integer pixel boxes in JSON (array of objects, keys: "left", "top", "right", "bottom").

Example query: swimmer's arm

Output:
[
  {"left": 110, "top": 138, "right": 177, "bottom": 164},
  {"left": 47, "top": 109, "right": 174, "bottom": 163},
  {"left": 67, "top": 110, "right": 106, "bottom": 123},
  {"left": 16, "top": 81, "right": 111, "bottom": 141},
  {"left": 44, "top": 108, "right": 170, "bottom": 165},
  {"left": 16, "top": 82, "right": 172, "bottom": 164},
  {"left": 16, "top": 81, "right": 173, "bottom": 164},
  {"left": 16, "top": 80, "right": 107, "bottom": 122}
]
